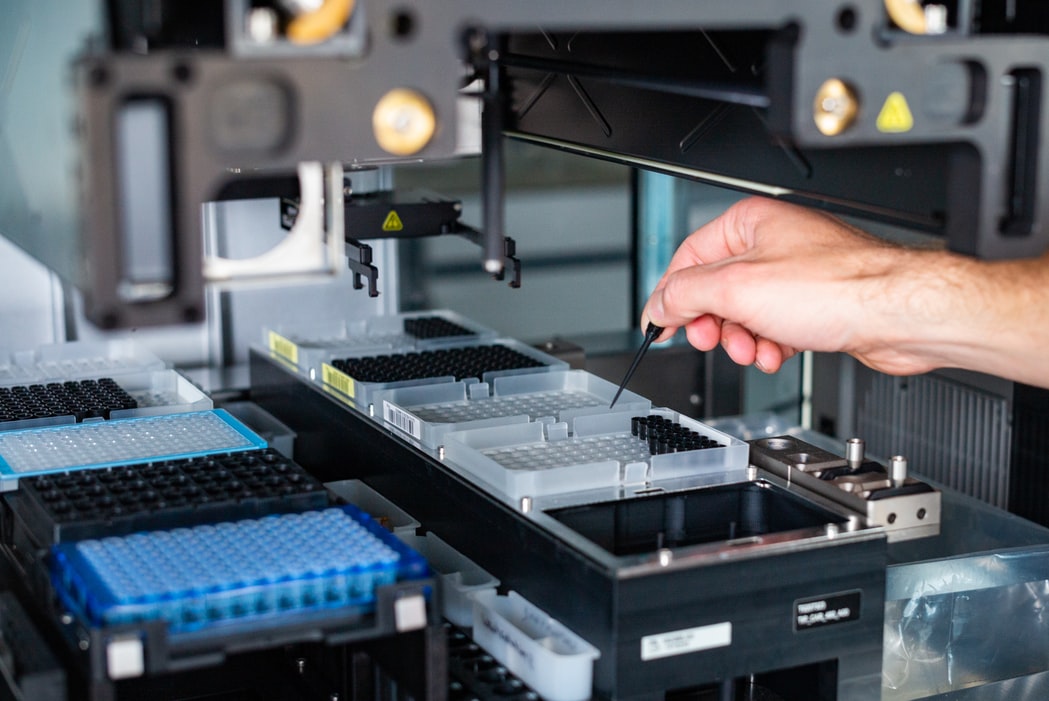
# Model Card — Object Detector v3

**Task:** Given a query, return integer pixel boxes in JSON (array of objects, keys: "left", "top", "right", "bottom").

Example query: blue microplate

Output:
[
  {"left": 50, "top": 504, "right": 429, "bottom": 634},
  {"left": 0, "top": 409, "right": 265, "bottom": 487}
]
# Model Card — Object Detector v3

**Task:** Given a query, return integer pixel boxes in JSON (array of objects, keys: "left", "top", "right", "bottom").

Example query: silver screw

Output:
[
  {"left": 520, "top": 496, "right": 533, "bottom": 513},
  {"left": 845, "top": 438, "right": 865, "bottom": 468},
  {"left": 296, "top": 658, "right": 306, "bottom": 675}
]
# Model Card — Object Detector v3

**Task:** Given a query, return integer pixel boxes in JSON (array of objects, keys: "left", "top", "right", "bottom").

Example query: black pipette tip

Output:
[{"left": 609, "top": 323, "right": 663, "bottom": 409}]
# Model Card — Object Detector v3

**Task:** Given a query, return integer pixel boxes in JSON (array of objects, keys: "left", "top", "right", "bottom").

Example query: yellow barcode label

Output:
[
  {"left": 268, "top": 331, "right": 299, "bottom": 365},
  {"left": 322, "top": 363, "right": 355, "bottom": 399}
]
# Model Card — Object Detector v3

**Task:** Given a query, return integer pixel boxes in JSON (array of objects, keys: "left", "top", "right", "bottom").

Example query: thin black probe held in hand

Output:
[{"left": 609, "top": 323, "right": 663, "bottom": 409}]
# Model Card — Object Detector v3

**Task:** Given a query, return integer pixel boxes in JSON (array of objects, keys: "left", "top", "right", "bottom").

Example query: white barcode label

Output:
[
  {"left": 641, "top": 622, "right": 732, "bottom": 661},
  {"left": 383, "top": 401, "right": 422, "bottom": 440}
]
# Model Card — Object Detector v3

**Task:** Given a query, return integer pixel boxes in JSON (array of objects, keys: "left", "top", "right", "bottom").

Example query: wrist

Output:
[
  {"left": 849, "top": 246, "right": 981, "bottom": 376},
  {"left": 869, "top": 247, "right": 1048, "bottom": 383}
]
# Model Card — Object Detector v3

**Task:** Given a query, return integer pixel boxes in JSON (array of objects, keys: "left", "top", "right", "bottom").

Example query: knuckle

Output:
[{"left": 660, "top": 274, "right": 690, "bottom": 314}]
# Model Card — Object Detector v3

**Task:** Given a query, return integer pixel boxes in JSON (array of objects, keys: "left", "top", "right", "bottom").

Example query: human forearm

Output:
[
  {"left": 641, "top": 197, "right": 1049, "bottom": 389},
  {"left": 877, "top": 248, "right": 1049, "bottom": 386}
]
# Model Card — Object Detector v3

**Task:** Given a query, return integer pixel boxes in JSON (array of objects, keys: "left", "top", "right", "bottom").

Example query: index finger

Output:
[{"left": 641, "top": 199, "right": 761, "bottom": 338}]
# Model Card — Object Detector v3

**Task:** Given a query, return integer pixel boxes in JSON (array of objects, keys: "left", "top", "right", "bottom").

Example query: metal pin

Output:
[
  {"left": 890, "top": 455, "right": 908, "bottom": 487},
  {"left": 610, "top": 323, "right": 663, "bottom": 409},
  {"left": 845, "top": 437, "right": 865, "bottom": 469}
]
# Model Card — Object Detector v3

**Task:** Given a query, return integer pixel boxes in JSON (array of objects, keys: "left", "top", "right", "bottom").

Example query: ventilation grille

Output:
[{"left": 856, "top": 373, "right": 1011, "bottom": 508}]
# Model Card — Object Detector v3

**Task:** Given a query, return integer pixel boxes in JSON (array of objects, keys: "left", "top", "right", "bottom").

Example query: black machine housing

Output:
[{"left": 4, "top": 1, "right": 1049, "bottom": 326}]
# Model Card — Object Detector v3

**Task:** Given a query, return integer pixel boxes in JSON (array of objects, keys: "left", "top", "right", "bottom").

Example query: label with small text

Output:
[
  {"left": 794, "top": 590, "right": 861, "bottom": 631},
  {"left": 641, "top": 622, "right": 732, "bottom": 661}
]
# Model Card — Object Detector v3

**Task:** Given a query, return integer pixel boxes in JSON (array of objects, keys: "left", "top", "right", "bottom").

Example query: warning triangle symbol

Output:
[
  {"left": 876, "top": 92, "right": 914, "bottom": 133},
  {"left": 382, "top": 210, "right": 404, "bottom": 232}
]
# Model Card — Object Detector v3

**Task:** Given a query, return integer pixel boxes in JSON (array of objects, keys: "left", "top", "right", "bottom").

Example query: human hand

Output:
[{"left": 640, "top": 196, "right": 952, "bottom": 377}]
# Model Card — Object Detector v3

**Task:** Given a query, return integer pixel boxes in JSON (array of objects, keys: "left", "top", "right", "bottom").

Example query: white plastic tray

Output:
[
  {"left": 472, "top": 590, "right": 599, "bottom": 701},
  {"left": 0, "top": 370, "right": 212, "bottom": 434},
  {"left": 262, "top": 310, "right": 498, "bottom": 373},
  {"left": 316, "top": 339, "right": 567, "bottom": 410},
  {"left": 373, "top": 370, "right": 650, "bottom": 448},
  {"left": 443, "top": 410, "right": 749, "bottom": 499},
  {"left": 0, "top": 340, "right": 164, "bottom": 386}
]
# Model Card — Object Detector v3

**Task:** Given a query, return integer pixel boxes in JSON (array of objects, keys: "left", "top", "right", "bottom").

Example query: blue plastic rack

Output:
[{"left": 50, "top": 505, "right": 429, "bottom": 633}]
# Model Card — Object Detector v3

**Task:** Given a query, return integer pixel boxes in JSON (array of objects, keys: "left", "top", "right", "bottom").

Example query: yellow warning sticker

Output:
[
  {"left": 876, "top": 92, "right": 914, "bottom": 133},
  {"left": 382, "top": 210, "right": 404, "bottom": 232},
  {"left": 268, "top": 331, "right": 299, "bottom": 365},
  {"left": 322, "top": 363, "right": 355, "bottom": 399}
]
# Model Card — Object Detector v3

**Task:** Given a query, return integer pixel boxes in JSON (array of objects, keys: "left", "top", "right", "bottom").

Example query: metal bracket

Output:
[
  {"left": 455, "top": 224, "right": 521, "bottom": 288},
  {"left": 342, "top": 227, "right": 520, "bottom": 298},
  {"left": 346, "top": 239, "right": 379, "bottom": 297}
]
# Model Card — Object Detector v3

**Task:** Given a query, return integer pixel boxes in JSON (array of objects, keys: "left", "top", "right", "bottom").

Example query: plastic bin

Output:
[
  {"left": 397, "top": 533, "right": 499, "bottom": 627},
  {"left": 472, "top": 590, "right": 599, "bottom": 701},
  {"left": 443, "top": 410, "right": 749, "bottom": 499},
  {"left": 373, "top": 370, "right": 650, "bottom": 448}
]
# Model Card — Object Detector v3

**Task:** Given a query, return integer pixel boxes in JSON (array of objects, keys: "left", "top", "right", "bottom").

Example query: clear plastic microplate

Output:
[
  {"left": 374, "top": 370, "right": 651, "bottom": 447},
  {"left": 0, "top": 409, "right": 266, "bottom": 489},
  {"left": 443, "top": 409, "right": 749, "bottom": 500}
]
